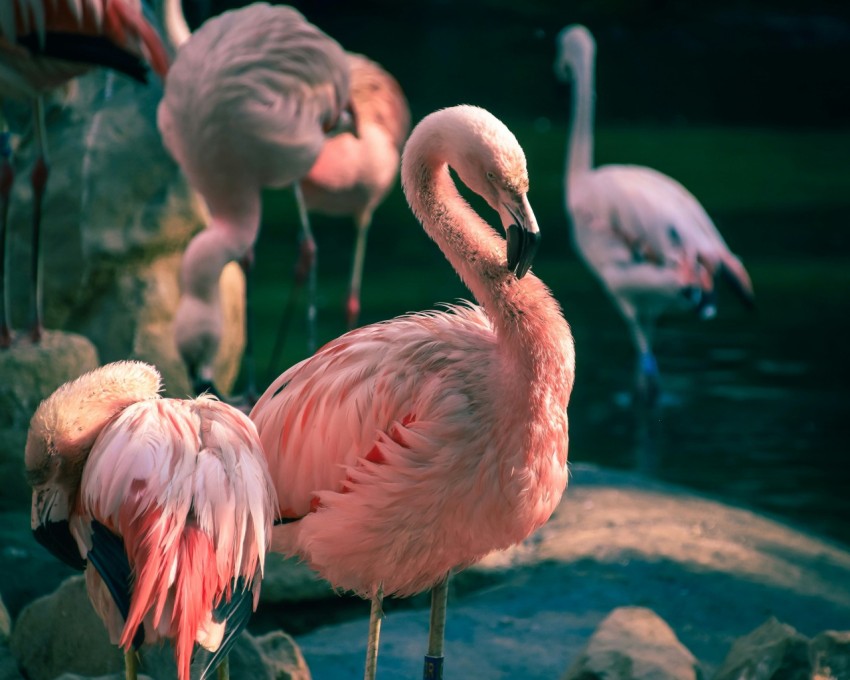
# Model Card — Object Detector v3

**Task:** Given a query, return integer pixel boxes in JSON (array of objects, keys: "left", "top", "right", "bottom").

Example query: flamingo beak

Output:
[
  {"left": 503, "top": 193, "right": 540, "bottom": 279},
  {"left": 327, "top": 103, "right": 359, "bottom": 139},
  {"left": 30, "top": 487, "right": 86, "bottom": 570}
]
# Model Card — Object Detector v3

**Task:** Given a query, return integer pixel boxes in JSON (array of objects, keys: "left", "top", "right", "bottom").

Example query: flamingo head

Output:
[{"left": 554, "top": 24, "right": 596, "bottom": 83}]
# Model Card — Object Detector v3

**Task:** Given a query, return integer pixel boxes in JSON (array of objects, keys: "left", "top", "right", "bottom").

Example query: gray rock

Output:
[
  {"left": 0, "top": 332, "right": 99, "bottom": 511},
  {"left": 9, "top": 575, "right": 122, "bottom": 680},
  {"left": 712, "top": 617, "right": 811, "bottom": 680},
  {"left": 810, "top": 630, "right": 850, "bottom": 680},
  {"left": 4, "top": 71, "right": 244, "bottom": 400},
  {"left": 0, "top": 642, "right": 23, "bottom": 680},
  {"left": 562, "top": 606, "right": 702, "bottom": 680}
]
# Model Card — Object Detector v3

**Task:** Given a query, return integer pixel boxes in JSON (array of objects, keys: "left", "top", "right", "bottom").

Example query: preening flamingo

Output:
[
  {"left": 251, "top": 105, "right": 575, "bottom": 679},
  {"left": 25, "top": 361, "right": 276, "bottom": 680},
  {"left": 554, "top": 25, "right": 754, "bottom": 402},
  {"left": 0, "top": 0, "right": 169, "bottom": 347},
  {"left": 157, "top": 2, "right": 354, "bottom": 400}
]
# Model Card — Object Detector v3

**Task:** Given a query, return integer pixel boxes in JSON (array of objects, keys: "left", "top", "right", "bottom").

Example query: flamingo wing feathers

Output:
[{"left": 251, "top": 305, "right": 497, "bottom": 519}]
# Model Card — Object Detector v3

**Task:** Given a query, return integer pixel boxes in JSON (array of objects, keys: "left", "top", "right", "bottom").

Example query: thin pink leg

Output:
[
  {"left": 0, "top": 126, "right": 13, "bottom": 348},
  {"left": 29, "top": 98, "right": 48, "bottom": 343}
]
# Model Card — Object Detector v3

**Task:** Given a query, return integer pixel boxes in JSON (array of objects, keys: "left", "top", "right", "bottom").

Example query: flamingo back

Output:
[
  {"left": 81, "top": 396, "right": 276, "bottom": 680},
  {"left": 252, "top": 304, "right": 569, "bottom": 597},
  {"left": 157, "top": 2, "right": 350, "bottom": 196}
]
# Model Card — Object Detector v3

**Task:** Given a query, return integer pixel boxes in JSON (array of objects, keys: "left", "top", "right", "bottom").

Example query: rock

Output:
[
  {"left": 260, "top": 554, "right": 336, "bottom": 604},
  {"left": 4, "top": 70, "right": 244, "bottom": 399},
  {"left": 810, "top": 630, "right": 850, "bottom": 680},
  {"left": 562, "top": 606, "right": 702, "bottom": 680},
  {"left": 0, "top": 642, "right": 23, "bottom": 680},
  {"left": 9, "top": 575, "right": 122, "bottom": 680},
  {"left": 8, "top": 574, "right": 311, "bottom": 680},
  {"left": 712, "top": 617, "right": 811, "bottom": 680},
  {"left": 0, "top": 332, "right": 99, "bottom": 511}
]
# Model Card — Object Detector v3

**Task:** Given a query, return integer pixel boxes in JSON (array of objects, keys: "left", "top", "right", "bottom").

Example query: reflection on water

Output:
[{"left": 567, "top": 273, "right": 850, "bottom": 548}]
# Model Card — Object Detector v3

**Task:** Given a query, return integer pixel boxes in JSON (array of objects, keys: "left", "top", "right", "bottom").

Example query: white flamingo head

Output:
[
  {"left": 435, "top": 105, "right": 541, "bottom": 278},
  {"left": 554, "top": 24, "right": 596, "bottom": 82}
]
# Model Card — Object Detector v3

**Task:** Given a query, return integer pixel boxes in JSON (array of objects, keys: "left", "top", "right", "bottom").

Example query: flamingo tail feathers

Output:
[
  {"left": 16, "top": 32, "right": 154, "bottom": 81},
  {"left": 88, "top": 520, "right": 145, "bottom": 648},
  {"left": 192, "top": 578, "right": 255, "bottom": 680}
]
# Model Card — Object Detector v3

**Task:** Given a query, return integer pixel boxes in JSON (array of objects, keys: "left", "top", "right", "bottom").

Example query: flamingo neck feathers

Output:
[
  {"left": 402, "top": 113, "right": 573, "bottom": 394},
  {"left": 566, "top": 47, "right": 595, "bottom": 183},
  {"left": 158, "top": 0, "right": 192, "bottom": 50}
]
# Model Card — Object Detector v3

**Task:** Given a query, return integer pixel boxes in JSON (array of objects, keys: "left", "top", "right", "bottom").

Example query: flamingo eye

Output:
[{"left": 486, "top": 171, "right": 496, "bottom": 182}]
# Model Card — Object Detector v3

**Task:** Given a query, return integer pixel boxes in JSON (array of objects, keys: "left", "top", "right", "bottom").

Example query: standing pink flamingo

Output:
[
  {"left": 26, "top": 361, "right": 276, "bottom": 680},
  {"left": 157, "top": 2, "right": 354, "bottom": 400},
  {"left": 267, "top": 50, "right": 410, "bottom": 376},
  {"left": 554, "top": 25, "right": 754, "bottom": 402},
  {"left": 251, "top": 105, "right": 575, "bottom": 679},
  {"left": 0, "top": 0, "right": 169, "bottom": 347}
]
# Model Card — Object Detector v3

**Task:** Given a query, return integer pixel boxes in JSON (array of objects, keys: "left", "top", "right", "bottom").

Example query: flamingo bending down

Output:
[
  {"left": 157, "top": 2, "right": 354, "bottom": 400},
  {"left": 0, "top": 0, "right": 169, "bottom": 347},
  {"left": 554, "top": 25, "right": 754, "bottom": 402},
  {"left": 251, "top": 105, "right": 575, "bottom": 679},
  {"left": 25, "top": 361, "right": 277, "bottom": 680}
]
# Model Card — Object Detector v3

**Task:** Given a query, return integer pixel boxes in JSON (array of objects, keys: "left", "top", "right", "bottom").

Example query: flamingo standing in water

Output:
[
  {"left": 157, "top": 2, "right": 354, "bottom": 400},
  {"left": 0, "top": 0, "right": 169, "bottom": 347},
  {"left": 251, "top": 105, "right": 575, "bottom": 679},
  {"left": 554, "top": 25, "right": 754, "bottom": 402},
  {"left": 25, "top": 361, "right": 276, "bottom": 680},
  {"left": 267, "top": 50, "right": 410, "bottom": 376}
]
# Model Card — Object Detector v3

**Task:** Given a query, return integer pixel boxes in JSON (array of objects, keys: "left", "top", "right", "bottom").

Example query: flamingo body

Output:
[
  {"left": 157, "top": 1, "right": 352, "bottom": 390},
  {"left": 26, "top": 361, "right": 276, "bottom": 680},
  {"left": 555, "top": 25, "right": 754, "bottom": 397},
  {"left": 251, "top": 105, "right": 574, "bottom": 603}
]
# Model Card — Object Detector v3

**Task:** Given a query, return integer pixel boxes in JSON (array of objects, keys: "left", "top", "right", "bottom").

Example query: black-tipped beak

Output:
[
  {"left": 32, "top": 520, "right": 86, "bottom": 571},
  {"left": 327, "top": 103, "right": 359, "bottom": 139},
  {"left": 503, "top": 194, "right": 540, "bottom": 279}
]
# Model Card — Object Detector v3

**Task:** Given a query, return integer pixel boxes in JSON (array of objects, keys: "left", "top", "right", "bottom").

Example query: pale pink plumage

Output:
[
  {"left": 555, "top": 25, "right": 754, "bottom": 399},
  {"left": 299, "top": 51, "right": 411, "bottom": 328},
  {"left": 25, "top": 361, "right": 276, "bottom": 680},
  {"left": 157, "top": 2, "right": 352, "bottom": 392},
  {"left": 251, "top": 106, "right": 575, "bottom": 604}
]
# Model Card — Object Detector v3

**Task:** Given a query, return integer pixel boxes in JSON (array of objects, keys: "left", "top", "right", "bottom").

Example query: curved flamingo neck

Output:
[
  {"left": 566, "top": 49, "right": 596, "bottom": 183},
  {"left": 157, "top": 0, "right": 192, "bottom": 50},
  {"left": 402, "top": 125, "right": 573, "bottom": 391}
]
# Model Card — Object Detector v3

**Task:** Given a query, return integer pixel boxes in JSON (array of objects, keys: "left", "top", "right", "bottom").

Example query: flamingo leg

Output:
[
  {"left": 346, "top": 214, "right": 371, "bottom": 330},
  {"left": 124, "top": 649, "right": 138, "bottom": 680},
  {"left": 216, "top": 654, "right": 230, "bottom": 680},
  {"left": 239, "top": 252, "right": 258, "bottom": 404},
  {"left": 0, "top": 110, "right": 13, "bottom": 348},
  {"left": 423, "top": 576, "right": 449, "bottom": 680},
  {"left": 29, "top": 97, "right": 49, "bottom": 343},
  {"left": 293, "top": 183, "right": 317, "bottom": 353},
  {"left": 363, "top": 584, "right": 384, "bottom": 680}
]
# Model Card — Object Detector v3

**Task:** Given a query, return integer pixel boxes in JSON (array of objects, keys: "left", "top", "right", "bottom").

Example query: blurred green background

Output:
[{"left": 184, "top": 1, "right": 850, "bottom": 544}]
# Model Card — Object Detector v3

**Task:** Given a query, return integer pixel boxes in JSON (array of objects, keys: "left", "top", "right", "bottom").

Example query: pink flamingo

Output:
[
  {"left": 267, "top": 50, "right": 410, "bottom": 376},
  {"left": 157, "top": 2, "right": 354, "bottom": 400},
  {"left": 251, "top": 105, "right": 575, "bottom": 679},
  {"left": 555, "top": 25, "right": 754, "bottom": 402},
  {"left": 25, "top": 361, "right": 277, "bottom": 680},
  {"left": 0, "top": 0, "right": 169, "bottom": 347}
]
